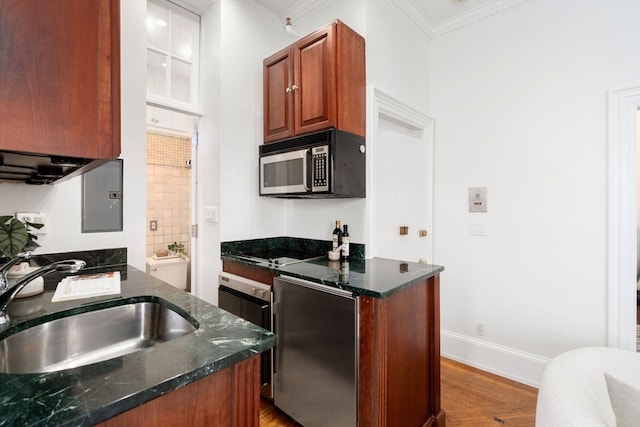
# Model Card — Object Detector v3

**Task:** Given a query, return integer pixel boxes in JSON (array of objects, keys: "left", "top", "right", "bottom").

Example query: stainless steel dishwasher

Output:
[{"left": 273, "top": 275, "right": 358, "bottom": 427}]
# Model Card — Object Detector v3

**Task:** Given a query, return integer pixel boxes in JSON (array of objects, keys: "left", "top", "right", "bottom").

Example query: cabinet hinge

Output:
[{"left": 191, "top": 224, "right": 198, "bottom": 238}]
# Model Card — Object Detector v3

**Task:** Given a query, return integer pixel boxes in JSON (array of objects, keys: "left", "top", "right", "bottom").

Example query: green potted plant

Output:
[
  {"left": 0, "top": 216, "right": 43, "bottom": 260},
  {"left": 0, "top": 216, "right": 45, "bottom": 297},
  {"left": 167, "top": 241, "right": 186, "bottom": 259}
]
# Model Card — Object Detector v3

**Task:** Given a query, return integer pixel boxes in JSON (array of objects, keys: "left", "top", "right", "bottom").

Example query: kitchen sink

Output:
[{"left": 0, "top": 301, "right": 198, "bottom": 374}]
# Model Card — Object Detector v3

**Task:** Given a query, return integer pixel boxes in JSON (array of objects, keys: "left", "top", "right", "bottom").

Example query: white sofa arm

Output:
[{"left": 536, "top": 347, "right": 640, "bottom": 427}]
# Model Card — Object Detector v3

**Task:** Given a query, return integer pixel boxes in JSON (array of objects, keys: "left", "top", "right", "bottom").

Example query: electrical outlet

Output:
[
  {"left": 150, "top": 220, "right": 158, "bottom": 231},
  {"left": 474, "top": 321, "right": 485, "bottom": 337},
  {"left": 15, "top": 212, "right": 47, "bottom": 235}
]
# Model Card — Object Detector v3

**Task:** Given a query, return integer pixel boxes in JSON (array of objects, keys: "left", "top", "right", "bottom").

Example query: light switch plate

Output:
[
  {"left": 205, "top": 206, "right": 218, "bottom": 223},
  {"left": 470, "top": 220, "right": 487, "bottom": 236},
  {"left": 468, "top": 187, "right": 487, "bottom": 212}
]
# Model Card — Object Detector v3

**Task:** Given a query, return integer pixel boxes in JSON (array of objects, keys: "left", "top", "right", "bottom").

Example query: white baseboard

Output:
[{"left": 441, "top": 330, "right": 550, "bottom": 388}]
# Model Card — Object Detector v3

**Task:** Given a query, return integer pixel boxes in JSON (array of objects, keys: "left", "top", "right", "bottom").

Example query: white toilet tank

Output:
[{"left": 146, "top": 256, "right": 189, "bottom": 290}]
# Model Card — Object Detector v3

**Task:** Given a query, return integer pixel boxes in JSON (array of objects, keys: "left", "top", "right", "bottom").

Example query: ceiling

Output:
[
  {"left": 251, "top": 0, "right": 527, "bottom": 38},
  {"left": 254, "top": 0, "right": 484, "bottom": 24},
  {"left": 176, "top": 0, "right": 529, "bottom": 39}
]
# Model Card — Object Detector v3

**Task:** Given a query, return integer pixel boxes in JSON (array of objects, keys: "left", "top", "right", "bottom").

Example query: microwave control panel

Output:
[{"left": 312, "top": 145, "right": 329, "bottom": 192}]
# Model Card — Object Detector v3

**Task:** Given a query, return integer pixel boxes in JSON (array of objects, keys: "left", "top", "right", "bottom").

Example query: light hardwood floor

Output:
[{"left": 260, "top": 357, "right": 538, "bottom": 427}]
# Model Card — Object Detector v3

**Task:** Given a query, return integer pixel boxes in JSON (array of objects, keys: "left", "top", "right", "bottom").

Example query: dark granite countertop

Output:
[
  {"left": 277, "top": 257, "right": 444, "bottom": 298},
  {"left": 221, "top": 237, "right": 444, "bottom": 298},
  {"left": 0, "top": 266, "right": 275, "bottom": 427}
]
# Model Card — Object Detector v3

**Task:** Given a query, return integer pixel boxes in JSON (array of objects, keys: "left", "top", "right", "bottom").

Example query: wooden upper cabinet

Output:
[
  {"left": 293, "top": 24, "right": 335, "bottom": 136},
  {"left": 263, "top": 20, "right": 365, "bottom": 144},
  {"left": 0, "top": 0, "right": 121, "bottom": 160},
  {"left": 264, "top": 48, "right": 295, "bottom": 142}
]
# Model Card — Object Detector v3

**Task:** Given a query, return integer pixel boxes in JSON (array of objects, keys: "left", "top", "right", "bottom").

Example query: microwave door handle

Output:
[{"left": 304, "top": 149, "right": 312, "bottom": 192}]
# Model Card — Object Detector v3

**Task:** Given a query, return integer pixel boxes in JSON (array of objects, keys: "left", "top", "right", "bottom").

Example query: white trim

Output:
[
  {"left": 366, "top": 86, "right": 434, "bottom": 260},
  {"left": 389, "top": 0, "right": 433, "bottom": 39},
  {"left": 389, "top": 0, "right": 534, "bottom": 40},
  {"left": 272, "top": 0, "right": 532, "bottom": 40},
  {"left": 147, "top": 97, "right": 202, "bottom": 117},
  {"left": 607, "top": 86, "right": 640, "bottom": 350},
  {"left": 441, "top": 330, "right": 549, "bottom": 388}
]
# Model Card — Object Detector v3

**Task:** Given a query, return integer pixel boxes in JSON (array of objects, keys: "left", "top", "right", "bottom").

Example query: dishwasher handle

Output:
[{"left": 275, "top": 275, "right": 355, "bottom": 299}]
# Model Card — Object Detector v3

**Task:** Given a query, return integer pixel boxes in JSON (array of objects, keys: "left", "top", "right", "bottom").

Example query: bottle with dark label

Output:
[
  {"left": 341, "top": 224, "right": 350, "bottom": 261},
  {"left": 332, "top": 220, "right": 342, "bottom": 251}
]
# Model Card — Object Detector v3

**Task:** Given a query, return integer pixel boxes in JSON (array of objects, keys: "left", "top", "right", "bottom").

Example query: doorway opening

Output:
[
  {"left": 146, "top": 127, "right": 193, "bottom": 291},
  {"left": 145, "top": 0, "right": 201, "bottom": 294},
  {"left": 366, "top": 86, "right": 434, "bottom": 262},
  {"left": 607, "top": 86, "right": 640, "bottom": 352}
]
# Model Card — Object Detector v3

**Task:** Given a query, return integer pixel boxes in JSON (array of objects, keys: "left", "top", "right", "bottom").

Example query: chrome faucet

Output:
[{"left": 0, "top": 253, "right": 86, "bottom": 326}]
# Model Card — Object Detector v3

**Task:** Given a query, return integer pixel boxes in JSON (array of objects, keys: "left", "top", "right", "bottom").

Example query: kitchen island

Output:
[
  {"left": 222, "top": 237, "right": 446, "bottom": 427},
  {"left": 0, "top": 266, "right": 275, "bottom": 427}
]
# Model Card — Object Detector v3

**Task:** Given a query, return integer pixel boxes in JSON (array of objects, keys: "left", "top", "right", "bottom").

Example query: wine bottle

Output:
[
  {"left": 332, "top": 220, "right": 342, "bottom": 251},
  {"left": 341, "top": 224, "right": 350, "bottom": 261}
]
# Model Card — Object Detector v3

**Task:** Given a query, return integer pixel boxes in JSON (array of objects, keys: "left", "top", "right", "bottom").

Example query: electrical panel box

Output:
[{"left": 82, "top": 160, "right": 123, "bottom": 233}]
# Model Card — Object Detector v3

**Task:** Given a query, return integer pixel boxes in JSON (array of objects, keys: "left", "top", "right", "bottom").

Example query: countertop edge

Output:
[{"left": 222, "top": 254, "right": 444, "bottom": 298}]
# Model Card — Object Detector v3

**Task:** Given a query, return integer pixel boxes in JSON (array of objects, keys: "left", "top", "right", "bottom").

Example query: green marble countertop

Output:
[
  {"left": 277, "top": 257, "right": 444, "bottom": 298},
  {"left": 221, "top": 237, "right": 444, "bottom": 298},
  {"left": 0, "top": 266, "right": 275, "bottom": 426}
]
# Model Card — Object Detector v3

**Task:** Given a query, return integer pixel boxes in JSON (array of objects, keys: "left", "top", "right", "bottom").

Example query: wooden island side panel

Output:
[
  {"left": 97, "top": 356, "right": 260, "bottom": 427},
  {"left": 359, "top": 275, "right": 444, "bottom": 427}
]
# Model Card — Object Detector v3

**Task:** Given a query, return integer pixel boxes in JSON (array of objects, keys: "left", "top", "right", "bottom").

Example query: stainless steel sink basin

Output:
[{"left": 0, "top": 301, "right": 198, "bottom": 374}]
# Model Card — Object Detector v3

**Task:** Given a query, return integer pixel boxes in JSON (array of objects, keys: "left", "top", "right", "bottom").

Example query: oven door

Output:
[
  {"left": 218, "top": 273, "right": 273, "bottom": 398},
  {"left": 260, "top": 148, "right": 310, "bottom": 195}
]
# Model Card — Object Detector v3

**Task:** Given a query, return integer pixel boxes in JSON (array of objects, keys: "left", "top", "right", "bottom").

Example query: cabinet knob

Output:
[
  {"left": 285, "top": 87, "right": 292, "bottom": 93},
  {"left": 291, "top": 85, "right": 298, "bottom": 91}
]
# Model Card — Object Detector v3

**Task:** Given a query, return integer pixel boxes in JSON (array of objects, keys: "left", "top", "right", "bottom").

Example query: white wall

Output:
[
  {"left": 431, "top": 0, "right": 640, "bottom": 386},
  {"left": 0, "top": 1, "right": 148, "bottom": 271},
  {"left": 193, "top": 0, "right": 289, "bottom": 304},
  {"left": 194, "top": 0, "right": 221, "bottom": 305},
  {"left": 218, "top": 0, "right": 289, "bottom": 243}
]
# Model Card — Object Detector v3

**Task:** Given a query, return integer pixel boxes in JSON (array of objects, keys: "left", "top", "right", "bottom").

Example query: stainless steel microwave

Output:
[{"left": 259, "top": 129, "right": 365, "bottom": 198}]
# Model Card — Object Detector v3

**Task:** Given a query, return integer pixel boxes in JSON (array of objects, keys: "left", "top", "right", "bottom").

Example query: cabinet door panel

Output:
[
  {"left": 263, "top": 49, "right": 294, "bottom": 143},
  {"left": 0, "top": 0, "right": 119, "bottom": 160},
  {"left": 262, "top": 20, "right": 364, "bottom": 145},
  {"left": 293, "top": 27, "right": 335, "bottom": 136}
]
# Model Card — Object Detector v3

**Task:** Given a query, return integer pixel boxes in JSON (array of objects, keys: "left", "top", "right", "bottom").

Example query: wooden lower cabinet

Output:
[
  {"left": 219, "top": 260, "right": 444, "bottom": 426},
  {"left": 96, "top": 356, "right": 260, "bottom": 427},
  {"left": 359, "top": 275, "right": 445, "bottom": 427}
]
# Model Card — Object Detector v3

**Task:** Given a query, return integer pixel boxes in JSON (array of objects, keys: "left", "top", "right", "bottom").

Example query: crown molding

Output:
[
  {"left": 389, "top": 0, "right": 435, "bottom": 39},
  {"left": 391, "top": 0, "right": 535, "bottom": 40},
  {"left": 276, "top": 0, "right": 534, "bottom": 39},
  {"left": 431, "top": 0, "right": 535, "bottom": 38}
]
